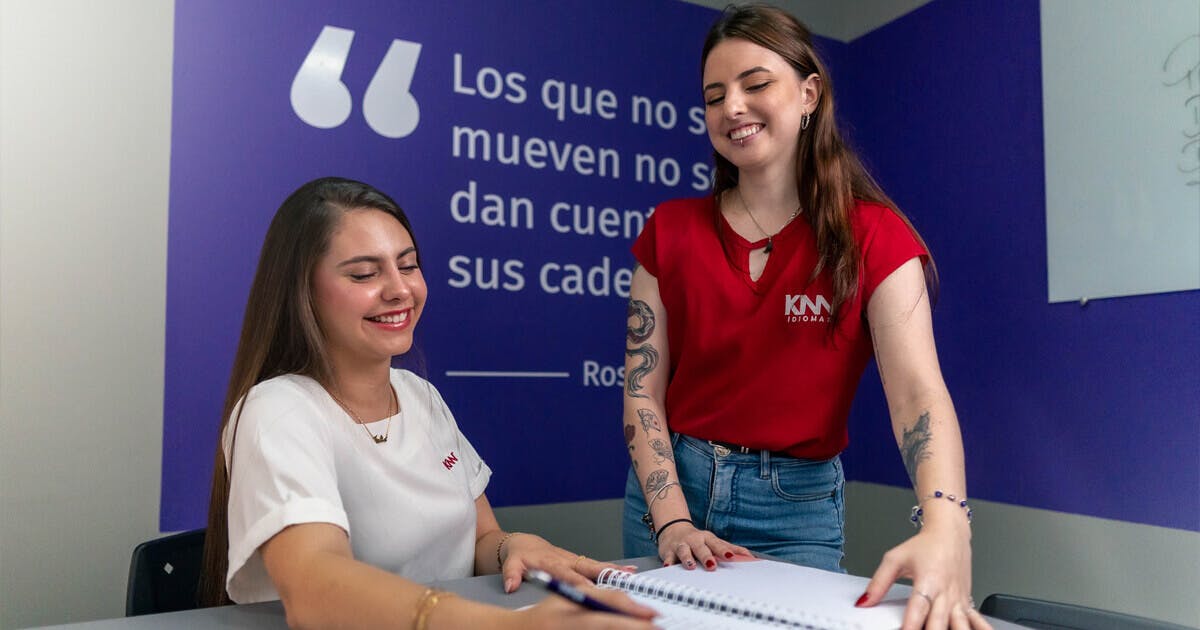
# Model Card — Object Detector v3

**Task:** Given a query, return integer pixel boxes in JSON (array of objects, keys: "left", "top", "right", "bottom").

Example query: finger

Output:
[
  {"left": 675, "top": 542, "right": 697, "bottom": 570},
  {"left": 535, "top": 558, "right": 593, "bottom": 588},
  {"left": 707, "top": 537, "right": 754, "bottom": 562},
  {"left": 586, "top": 558, "right": 638, "bottom": 579},
  {"left": 926, "top": 594, "right": 951, "bottom": 630},
  {"left": 950, "top": 604, "right": 972, "bottom": 630},
  {"left": 900, "top": 589, "right": 933, "bottom": 630},
  {"left": 857, "top": 552, "right": 904, "bottom": 607},
  {"left": 658, "top": 539, "right": 685, "bottom": 566},
  {"left": 966, "top": 607, "right": 994, "bottom": 630},
  {"left": 501, "top": 558, "right": 526, "bottom": 594},
  {"left": 691, "top": 538, "right": 717, "bottom": 571}
]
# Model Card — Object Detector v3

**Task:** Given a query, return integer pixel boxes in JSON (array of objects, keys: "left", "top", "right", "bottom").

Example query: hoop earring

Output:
[{"left": 800, "top": 112, "right": 811, "bottom": 130}]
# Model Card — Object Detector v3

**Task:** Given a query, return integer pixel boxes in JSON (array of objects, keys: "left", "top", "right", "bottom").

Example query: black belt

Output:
[{"left": 705, "top": 439, "right": 788, "bottom": 457}]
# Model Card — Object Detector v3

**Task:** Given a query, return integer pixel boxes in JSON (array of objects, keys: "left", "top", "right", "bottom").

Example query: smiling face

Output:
[
  {"left": 311, "top": 208, "right": 426, "bottom": 373},
  {"left": 702, "top": 38, "right": 820, "bottom": 177}
]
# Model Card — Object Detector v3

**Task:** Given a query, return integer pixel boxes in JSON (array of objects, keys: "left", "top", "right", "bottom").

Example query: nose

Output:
[
  {"left": 723, "top": 89, "right": 745, "bottom": 119},
  {"left": 380, "top": 267, "right": 412, "bottom": 301}
]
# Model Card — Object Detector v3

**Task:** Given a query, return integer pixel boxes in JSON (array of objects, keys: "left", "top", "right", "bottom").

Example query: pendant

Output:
[
  {"left": 763, "top": 238, "right": 774, "bottom": 254},
  {"left": 371, "top": 434, "right": 388, "bottom": 444}
]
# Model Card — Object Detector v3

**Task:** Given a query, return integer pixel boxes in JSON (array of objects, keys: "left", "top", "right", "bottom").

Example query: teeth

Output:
[
  {"left": 368, "top": 312, "right": 408, "bottom": 324},
  {"left": 730, "top": 124, "right": 762, "bottom": 141}
]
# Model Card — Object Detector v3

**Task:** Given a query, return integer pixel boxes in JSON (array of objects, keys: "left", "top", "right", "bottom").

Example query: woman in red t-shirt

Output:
[{"left": 621, "top": 6, "right": 990, "bottom": 630}]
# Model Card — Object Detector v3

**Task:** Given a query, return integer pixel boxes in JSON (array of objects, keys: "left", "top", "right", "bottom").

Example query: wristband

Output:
[{"left": 652, "top": 518, "right": 693, "bottom": 544}]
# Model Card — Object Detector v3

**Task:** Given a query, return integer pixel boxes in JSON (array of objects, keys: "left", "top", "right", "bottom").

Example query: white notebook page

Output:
[{"left": 606, "top": 559, "right": 910, "bottom": 629}]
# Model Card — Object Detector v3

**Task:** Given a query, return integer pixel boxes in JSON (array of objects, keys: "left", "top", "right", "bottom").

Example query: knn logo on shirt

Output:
[
  {"left": 785, "top": 294, "right": 830, "bottom": 323},
  {"left": 442, "top": 451, "right": 459, "bottom": 470}
]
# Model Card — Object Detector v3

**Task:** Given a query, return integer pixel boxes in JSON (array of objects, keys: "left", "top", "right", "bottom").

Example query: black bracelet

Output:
[{"left": 652, "top": 518, "right": 693, "bottom": 544}]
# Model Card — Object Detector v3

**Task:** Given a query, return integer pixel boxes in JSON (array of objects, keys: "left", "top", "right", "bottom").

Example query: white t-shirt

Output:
[{"left": 223, "top": 369, "right": 492, "bottom": 603}]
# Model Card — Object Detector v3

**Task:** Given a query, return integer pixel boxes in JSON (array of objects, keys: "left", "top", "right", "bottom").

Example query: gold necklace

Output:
[
  {"left": 736, "top": 188, "right": 801, "bottom": 254},
  {"left": 328, "top": 385, "right": 397, "bottom": 444}
]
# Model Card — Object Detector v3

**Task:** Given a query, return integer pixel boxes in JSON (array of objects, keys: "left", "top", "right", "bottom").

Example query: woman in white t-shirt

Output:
[{"left": 198, "top": 177, "right": 654, "bottom": 629}]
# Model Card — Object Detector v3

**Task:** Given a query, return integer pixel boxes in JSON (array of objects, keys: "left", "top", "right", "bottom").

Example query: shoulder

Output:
[
  {"left": 239, "top": 374, "right": 328, "bottom": 433},
  {"left": 651, "top": 196, "right": 714, "bottom": 223},
  {"left": 849, "top": 199, "right": 914, "bottom": 247},
  {"left": 849, "top": 199, "right": 892, "bottom": 233},
  {"left": 390, "top": 368, "right": 451, "bottom": 412},
  {"left": 245, "top": 373, "right": 323, "bottom": 407},
  {"left": 390, "top": 368, "right": 436, "bottom": 395}
]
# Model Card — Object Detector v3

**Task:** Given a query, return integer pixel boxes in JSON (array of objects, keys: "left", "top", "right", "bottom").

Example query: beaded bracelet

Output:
[
  {"left": 909, "top": 490, "right": 973, "bottom": 528},
  {"left": 413, "top": 589, "right": 455, "bottom": 630},
  {"left": 495, "top": 531, "right": 519, "bottom": 568}
]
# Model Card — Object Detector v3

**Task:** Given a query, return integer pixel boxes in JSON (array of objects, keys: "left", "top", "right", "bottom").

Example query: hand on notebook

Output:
[
  {"left": 509, "top": 582, "right": 658, "bottom": 629},
  {"left": 499, "top": 533, "right": 639, "bottom": 593},
  {"left": 656, "top": 522, "right": 754, "bottom": 571},
  {"left": 856, "top": 524, "right": 992, "bottom": 630}
]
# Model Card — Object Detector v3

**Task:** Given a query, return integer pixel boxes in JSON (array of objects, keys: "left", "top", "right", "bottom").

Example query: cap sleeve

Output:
[
  {"left": 224, "top": 379, "right": 349, "bottom": 602},
  {"left": 630, "top": 210, "right": 660, "bottom": 276},
  {"left": 859, "top": 205, "right": 929, "bottom": 307}
]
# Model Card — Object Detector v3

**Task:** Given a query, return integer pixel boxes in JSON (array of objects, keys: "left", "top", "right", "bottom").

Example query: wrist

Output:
[
  {"left": 412, "top": 589, "right": 456, "bottom": 630},
  {"left": 653, "top": 517, "right": 693, "bottom": 544},
  {"left": 910, "top": 490, "right": 973, "bottom": 536},
  {"left": 495, "top": 531, "right": 519, "bottom": 569}
]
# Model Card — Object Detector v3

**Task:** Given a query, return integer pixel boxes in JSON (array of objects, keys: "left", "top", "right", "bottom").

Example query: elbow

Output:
[
  {"left": 281, "top": 598, "right": 320, "bottom": 630},
  {"left": 278, "top": 585, "right": 327, "bottom": 629}
]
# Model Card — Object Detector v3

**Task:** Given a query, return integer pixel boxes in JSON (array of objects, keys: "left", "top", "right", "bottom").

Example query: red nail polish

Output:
[
  {"left": 724, "top": 552, "right": 734, "bottom": 559},
  {"left": 705, "top": 559, "right": 715, "bottom": 568},
  {"left": 855, "top": 593, "right": 869, "bottom": 607}
]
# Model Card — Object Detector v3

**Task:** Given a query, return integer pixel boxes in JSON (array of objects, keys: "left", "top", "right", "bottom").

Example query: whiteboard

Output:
[{"left": 1042, "top": 0, "right": 1200, "bottom": 303}]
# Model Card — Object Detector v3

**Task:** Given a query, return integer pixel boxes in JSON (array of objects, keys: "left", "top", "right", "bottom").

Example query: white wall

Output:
[
  {"left": 1, "top": 1, "right": 1196, "bottom": 628},
  {"left": 0, "top": 1, "right": 172, "bottom": 627}
]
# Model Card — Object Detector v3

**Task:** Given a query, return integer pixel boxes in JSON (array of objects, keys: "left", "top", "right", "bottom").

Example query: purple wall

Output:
[
  {"left": 837, "top": 0, "right": 1199, "bottom": 532},
  {"left": 164, "top": 0, "right": 1199, "bottom": 533}
]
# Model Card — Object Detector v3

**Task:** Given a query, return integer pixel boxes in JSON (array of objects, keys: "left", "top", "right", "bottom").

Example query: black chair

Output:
[
  {"left": 125, "top": 529, "right": 207, "bottom": 616},
  {"left": 979, "top": 593, "right": 1195, "bottom": 630}
]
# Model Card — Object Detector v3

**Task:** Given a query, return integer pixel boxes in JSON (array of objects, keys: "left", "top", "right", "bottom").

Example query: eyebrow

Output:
[
  {"left": 703, "top": 66, "right": 773, "bottom": 92},
  {"left": 335, "top": 246, "right": 417, "bottom": 267}
]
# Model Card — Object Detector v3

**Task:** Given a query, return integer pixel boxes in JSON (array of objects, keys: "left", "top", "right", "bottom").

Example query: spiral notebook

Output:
[{"left": 597, "top": 559, "right": 910, "bottom": 629}]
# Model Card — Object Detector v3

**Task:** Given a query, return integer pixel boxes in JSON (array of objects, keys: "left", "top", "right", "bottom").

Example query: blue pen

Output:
[{"left": 523, "top": 569, "right": 626, "bottom": 615}]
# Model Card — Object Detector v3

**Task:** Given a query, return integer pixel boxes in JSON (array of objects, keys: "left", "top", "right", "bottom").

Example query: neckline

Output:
[{"left": 714, "top": 199, "right": 803, "bottom": 290}]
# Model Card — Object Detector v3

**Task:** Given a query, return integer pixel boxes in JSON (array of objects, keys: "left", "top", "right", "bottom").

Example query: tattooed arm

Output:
[
  {"left": 859, "top": 258, "right": 990, "bottom": 630},
  {"left": 624, "top": 266, "right": 749, "bottom": 571}
]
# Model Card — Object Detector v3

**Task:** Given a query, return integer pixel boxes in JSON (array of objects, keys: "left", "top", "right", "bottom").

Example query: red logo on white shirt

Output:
[{"left": 442, "top": 451, "right": 459, "bottom": 470}]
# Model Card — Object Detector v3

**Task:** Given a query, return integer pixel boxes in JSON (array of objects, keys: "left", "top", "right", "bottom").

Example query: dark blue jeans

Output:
[{"left": 623, "top": 433, "right": 846, "bottom": 572}]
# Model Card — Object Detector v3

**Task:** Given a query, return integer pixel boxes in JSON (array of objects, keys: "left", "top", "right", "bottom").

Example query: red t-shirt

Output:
[{"left": 631, "top": 196, "right": 927, "bottom": 459}]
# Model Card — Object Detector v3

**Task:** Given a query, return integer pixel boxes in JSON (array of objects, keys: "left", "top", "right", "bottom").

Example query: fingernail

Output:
[
  {"left": 724, "top": 552, "right": 734, "bottom": 559},
  {"left": 705, "top": 559, "right": 715, "bottom": 568},
  {"left": 855, "top": 593, "right": 869, "bottom": 607},
  {"left": 685, "top": 561, "right": 695, "bottom": 569},
  {"left": 504, "top": 578, "right": 516, "bottom": 593},
  {"left": 623, "top": 565, "right": 638, "bottom": 572},
  {"left": 663, "top": 561, "right": 671, "bottom": 567}
]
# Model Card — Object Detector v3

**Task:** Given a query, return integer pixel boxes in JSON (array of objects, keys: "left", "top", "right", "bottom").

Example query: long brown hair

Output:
[
  {"left": 703, "top": 4, "right": 936, "bottom": 327},
  {"left": 198, "top": 177, "right": 418, "bottom": 606}
]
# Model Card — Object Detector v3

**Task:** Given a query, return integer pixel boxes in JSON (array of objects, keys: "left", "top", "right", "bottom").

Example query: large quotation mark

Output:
[
  {"left": 290, "top": 25, "right": 422, "bottom": 138},
  {"left": 363, "top": 39, "right": 422, "bottom": 138}
]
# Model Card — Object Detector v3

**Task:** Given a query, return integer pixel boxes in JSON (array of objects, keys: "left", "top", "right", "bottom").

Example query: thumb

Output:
[
  {"left": 502, "top": 558, "right": 525, "bottom": 594},
  {"left": 857, "top": 553, "right": 902, "bottom": 607}
]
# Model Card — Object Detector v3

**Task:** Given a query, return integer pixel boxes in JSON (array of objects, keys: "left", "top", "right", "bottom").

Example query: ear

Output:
[{"left": 800, "top": 73, "right": 823, "bottom": 111}]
